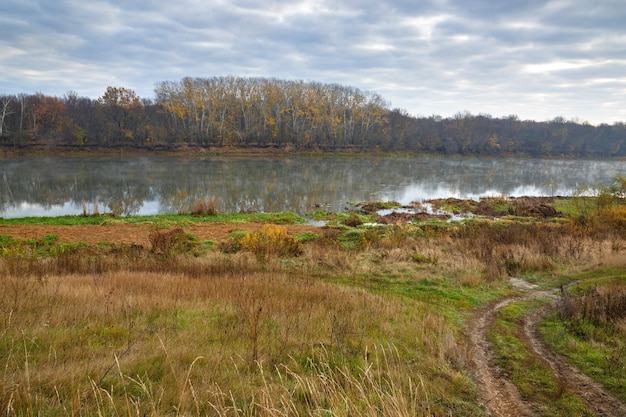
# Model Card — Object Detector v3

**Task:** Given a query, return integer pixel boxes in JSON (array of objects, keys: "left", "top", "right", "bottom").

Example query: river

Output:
[{"left": 1, "top": 155, "right": 625, "bottom": 218}]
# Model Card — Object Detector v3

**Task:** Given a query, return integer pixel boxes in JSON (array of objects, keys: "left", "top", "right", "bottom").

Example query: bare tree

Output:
[{"left": 0, "top": 95, "right": 14, "bottom": 137}]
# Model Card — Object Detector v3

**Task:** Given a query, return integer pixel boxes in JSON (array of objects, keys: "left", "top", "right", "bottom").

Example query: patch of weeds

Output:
[
  {"left": 357, "top": 201, "right": 402, "bottom": 213},
  {"left": 411, "top": 252, "right": 438, "bottom": 265},
  {"left": 307, "top": 209, "right": 335, "bottom": 221},
  {"left": 148, "top": 228, "right": 198, "bottom": 255},
  {"left": 427, "top": 198, "right": 475, "bottom": 214},
  {"left": 295, "top": 231, "right": 322, "bottom": 243},
  {"left": 219, "top": 230, "right": 249, "bottom": 253},
  {"left": 343, "top": 212, "right": 364, "bottom": 227},
  {"left": 542, "top": 276, "right": 626, "bottom": 400},
  {"left": 338, "top": 229, "right": 368, "bottom": 250},
  {"left": 201, "top": 240, "right": 215, "bottom": 249}
]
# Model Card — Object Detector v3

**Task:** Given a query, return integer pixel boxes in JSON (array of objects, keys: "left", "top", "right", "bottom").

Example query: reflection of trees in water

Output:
[{"left": 0, "top": 156, "right": 624, "bottom": 217}]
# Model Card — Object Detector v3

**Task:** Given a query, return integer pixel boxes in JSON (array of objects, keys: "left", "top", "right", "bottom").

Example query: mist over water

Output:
[{"left": 1, "top": 156, "right": 625, "bottom": 218}]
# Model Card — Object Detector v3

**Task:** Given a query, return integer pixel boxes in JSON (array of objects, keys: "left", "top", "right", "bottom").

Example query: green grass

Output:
[
  {"left": 561, "top": 269, "right": 626, "bottom": 294},
  {"left": 540, "top": 314, "right": 626, "bottom": 401},
  {"left": 539, "top": 269, "right": 626, "bottom": 401}
]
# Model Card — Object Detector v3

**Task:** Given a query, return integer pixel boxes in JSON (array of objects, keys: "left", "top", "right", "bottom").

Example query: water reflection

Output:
[{"left": 1, "top": 156, "right": 625, "bottom": 218}]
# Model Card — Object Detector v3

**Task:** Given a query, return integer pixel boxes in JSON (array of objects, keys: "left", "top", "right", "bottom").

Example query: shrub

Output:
[
  {"left": 148, "top": 228, "right": 197, "bottom": 255},
  {"left": 191, "top": 197, "right": 219, "bottom": 216},
  {"left": 559, "top": 285, "right": 626, "bottom": 327},
  {"left": 344, "top": 212, "right": 364, "bottom": 227},
  {"left": 239, "top": 224, "right": 302, "bottom": 261}
]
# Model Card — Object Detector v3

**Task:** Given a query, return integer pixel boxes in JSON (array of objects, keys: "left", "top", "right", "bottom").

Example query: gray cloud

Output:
[{"left": 1, "top": 0, "right": 625, "bottom": 124}]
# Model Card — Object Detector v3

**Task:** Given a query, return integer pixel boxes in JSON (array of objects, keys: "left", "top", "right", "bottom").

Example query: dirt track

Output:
[
  {"left": 525, "top": 305, "right": 626, "bottom": 416},
  {"left": 466, "top": 279, "right": 626, "bottom": 416},
  {"left": 0, "top": 223, "right": 321, "bottom": 247}
]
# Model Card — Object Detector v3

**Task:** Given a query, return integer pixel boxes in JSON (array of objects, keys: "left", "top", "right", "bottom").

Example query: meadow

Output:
[{"left": 2, "top": 188, "right": 626, "bottom": 416}]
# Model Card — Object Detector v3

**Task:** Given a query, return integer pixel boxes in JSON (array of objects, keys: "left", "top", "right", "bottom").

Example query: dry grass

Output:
[
  {"left": 3, "top": 200, "right": 626, "bottom": 415},
  {"left": 0, "top": 269, "right": 455, "bottom": 416},
  {"left": 191, "top": 197, "right": 220, "bottom": 216}
]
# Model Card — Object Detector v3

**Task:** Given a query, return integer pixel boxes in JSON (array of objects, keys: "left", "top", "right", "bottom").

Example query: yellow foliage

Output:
[
  {"left": 599, "top": 205, "right": 626, "bottom": 233},
  {"left": 240, "top": 224, "right": 302, "bottom": 260}
]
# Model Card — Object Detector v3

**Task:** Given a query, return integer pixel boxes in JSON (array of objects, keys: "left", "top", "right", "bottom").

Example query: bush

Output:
[
  {"left": 191, "top": 197, "right": 219, "bottom": 216},
  {"left": 559, "top": 285, "right": 626, "bottom": 327},
  {"left": 344, "top": 212, "right": 364, "bottom": 227},
  {"left": 239, "top": 224, "right": 302, "bottom": 261},
  {"left": 148, "top": 228, "right": 197, "bottom": 255}
]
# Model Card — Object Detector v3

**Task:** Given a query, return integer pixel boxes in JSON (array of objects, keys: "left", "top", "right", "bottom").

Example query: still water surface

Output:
[{"left": 1, "top": 155, "right": 625, "bottom": 218}]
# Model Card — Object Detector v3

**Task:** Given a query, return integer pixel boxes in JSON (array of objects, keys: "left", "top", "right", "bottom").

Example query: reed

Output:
[{"left": 191, "top": 197, "right": 220, "bottom": 216}]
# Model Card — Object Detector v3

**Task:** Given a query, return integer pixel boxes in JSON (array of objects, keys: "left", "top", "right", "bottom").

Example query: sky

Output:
[{"left": 1, "top": 0, "right": 625, "bottom": 125}]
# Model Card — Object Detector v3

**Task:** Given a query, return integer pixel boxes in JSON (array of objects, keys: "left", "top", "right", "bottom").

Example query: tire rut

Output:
[
  {"left": 525, "top": 303, "right": 626, "bottom": 416},
  {"left": 467, "top": 294, "right": 538, "bottom": 416},
  {"left": 466, "top": 281, "right": 626, "bottom": 417}
]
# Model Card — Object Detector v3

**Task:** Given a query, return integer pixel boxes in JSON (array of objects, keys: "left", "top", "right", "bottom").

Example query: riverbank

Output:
[
  {"left": 2, "top": 198, "right": 626, "bottom": 416},
  {"left": 0, "top": 142, "right": 379, "bottom": 158}
]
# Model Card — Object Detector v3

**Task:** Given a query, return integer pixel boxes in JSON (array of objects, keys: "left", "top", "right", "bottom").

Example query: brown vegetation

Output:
[{"left": 2, "top": 195, "right": 626, "bottom": 415}]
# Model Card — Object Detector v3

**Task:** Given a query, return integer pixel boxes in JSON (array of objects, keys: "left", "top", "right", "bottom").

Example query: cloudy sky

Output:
[{"left": 1, "top": 0, "right": 625, "bottom": 124}]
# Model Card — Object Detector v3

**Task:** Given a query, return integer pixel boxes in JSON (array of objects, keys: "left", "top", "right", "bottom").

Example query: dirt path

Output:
[
  {"left": 525, "top": 305, "right": 626, "bottom": 416},
  {"left": 467, "top": 294, "right": 538, "bottom": 416},
  {"left": 466, "top": 279, "right": 626, "bottom": 416}
]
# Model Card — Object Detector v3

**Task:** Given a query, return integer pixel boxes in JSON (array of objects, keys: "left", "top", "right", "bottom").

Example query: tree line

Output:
[{"left": 1, "top": 76, "right": 625, "bottom": 157}]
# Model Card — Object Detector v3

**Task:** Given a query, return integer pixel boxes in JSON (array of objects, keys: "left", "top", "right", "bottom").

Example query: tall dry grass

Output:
[
  {"left": 4, "top": 203, "right": 626, "bottom": 415},
  {"left": 1, "top": 268, "right": 464, "bottom": 416}
]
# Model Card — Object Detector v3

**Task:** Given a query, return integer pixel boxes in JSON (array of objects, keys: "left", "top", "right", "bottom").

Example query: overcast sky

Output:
[{"left": 1, "top": 0, "right": 625, "bottom": 124}]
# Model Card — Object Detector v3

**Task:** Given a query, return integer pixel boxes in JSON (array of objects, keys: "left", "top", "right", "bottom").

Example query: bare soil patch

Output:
[
  {"left": 0, "top": 223, "right": 321, "bottom": 246},
  {"left": 466, "top": 295, "right": 538, "bottom": 416},
  {"left": 377, "top": 211, "right": 451, "bottom": 224}
]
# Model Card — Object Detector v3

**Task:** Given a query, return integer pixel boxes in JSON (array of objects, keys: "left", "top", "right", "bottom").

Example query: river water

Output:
[{"left": 1, "top": 155, "right": 625, "bottom": 218}]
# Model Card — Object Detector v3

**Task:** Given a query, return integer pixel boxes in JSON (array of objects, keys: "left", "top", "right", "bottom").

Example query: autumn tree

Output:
[{"left": 97, "top": 86, "right": 144, "bottom": 143}]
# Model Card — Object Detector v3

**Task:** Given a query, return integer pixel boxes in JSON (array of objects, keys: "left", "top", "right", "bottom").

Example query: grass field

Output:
[{"left": 2, "top": 194, "right": 626, "bottom": 416}]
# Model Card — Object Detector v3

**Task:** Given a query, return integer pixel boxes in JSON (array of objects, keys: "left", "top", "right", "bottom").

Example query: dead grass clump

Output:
[
  {"left": 575, "top": 205, "right": 626, "bottom": 240},
  {"left": 0, "top": 246, "right": 109, "bottom": 277},
  {"left": 453, "top": 221, "right": 574, "bottom": 276},
  {"left": 191, "top": 197, "right": 219, "bottom": 216},
  {"left": 497, "top": 246, "right": 556, "bottom": 277},
  {"left": 303, "top": 239, "right": 353, "bottom": 272},
  {"left": 344, "top": 212, "right": 364, "bottom": 227},
  {"left": 378, "top": 223, "right": 417, "bottom": 248},
  {"left": 148, "top": 227, "right": 196, "bottom": 255},
  {"left": 559, "top": 285, "right": 626, "bottom": 327},
  {"left": 510, "top": 197, "right": 560, "bottom": 218}
]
